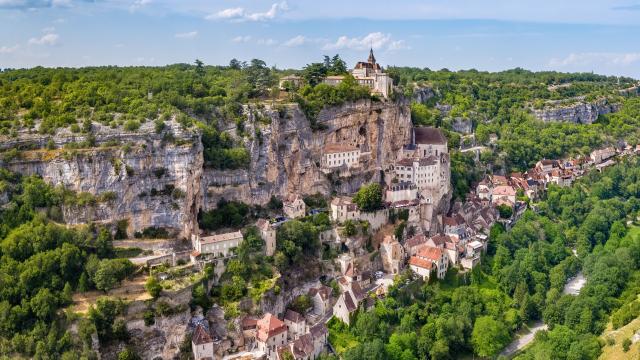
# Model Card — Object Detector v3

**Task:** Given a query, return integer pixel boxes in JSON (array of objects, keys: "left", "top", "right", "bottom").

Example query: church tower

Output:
[{"left": 368, "top": 48, "right": 377, "bottom": 66}]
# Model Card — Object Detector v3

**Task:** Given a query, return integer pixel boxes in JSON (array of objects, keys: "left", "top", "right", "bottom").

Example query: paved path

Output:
[
  {"left": 500, "top": 321, "right": 548, "bottom": 357},
  {"left": 460, "top": 146, "right": 488, "bottom": 153}
]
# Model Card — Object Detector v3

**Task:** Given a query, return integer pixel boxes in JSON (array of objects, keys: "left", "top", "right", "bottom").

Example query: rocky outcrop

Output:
[
  {"left": 413, "top": 86, "right": 437, "bottom": 104},
  {"left": 202, "top": 99, "right": 412, "bottom": 209},
  {"left": 1, "top": 119, "right": 203, "bottom": 239},
  {"left": 1, "top": 99, "right": 412, "bottom": 238},
  {"left": 532, "top": 97, "right": 621, "bottom": 124}
]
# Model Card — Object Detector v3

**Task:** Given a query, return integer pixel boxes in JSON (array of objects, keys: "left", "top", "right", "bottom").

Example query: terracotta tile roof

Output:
[
  {"left": 417, "top": 246, "right": 444, "bottom": 262},
  {"left": 405, "top": 234, "right": 428, "bottom": 249},
  {"left": 257, "top": 313, "right": 287, "bottom": 342},
  {"left": 241, "top": 317, "right": 258, "bottom": 330},
  {"left": 414, "top": 127, "right": 447, "bottom": 145},
  {"left": 324, "top": 143, "right": 358, "bottom": 154},
  {"left": 428, "top": 234, "right": 450, "bottom": 247},
  {"left": 493, "top": 185, "right": 516, "bottom": 196},
  {"left": 409, "top": 256, "right": 433, "bottom": 270},
  {"left": 284, "top": 309, "right": 305, "bottom": 323},
  {"left": 192, "top": 324, "right": 213, "bottom": 345}
]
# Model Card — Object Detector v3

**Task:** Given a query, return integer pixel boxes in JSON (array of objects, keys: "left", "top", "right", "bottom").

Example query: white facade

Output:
[
  {"left": 385, "top": 182, "right": 418, "bottom": 203},
  {"left": 322, "top": 146, "right": 360, "bottom": 169},
  {"left": 393, "top": 157, "right": 443, "bottom": 190},
  {"left": 284, "top": 195, "right": 306, "bottom": 219},
  {"left": 194, "top": 231, "right": 243, "bottom": 257}
]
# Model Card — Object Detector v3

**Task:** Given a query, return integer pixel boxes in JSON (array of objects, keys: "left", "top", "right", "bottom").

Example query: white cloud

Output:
[
  {"left": 41, "top": 26, "right": 55, "bottom": 33},
  {"left": 28, "top": 33, "right": 59, "bottom": 46},
  {"left": 130, "top": 0, "right": 151, "bottom": 12},
  {"left": 283, "top": 35, "right": 307, "bottom": 47},
  {"left": 231, "top": 35, "right": 252, "bottom": 43},
  {"left": 257, "top": 38, "right": 277, "bottom": 46},
  {"left": 0, "top": 45, "right": 19, "bottom": 54},
  {"left": 175, "top": 31, "right": 198, "bottom": 39},
  {"left": 323, "top": 32, "right": 407, "bottom": 52},
  {"left": 549, "top": 52, "right": 640, "bottom": 67},
  {"left": 207, "top": 1, "right": 288, "bottom": 22}
]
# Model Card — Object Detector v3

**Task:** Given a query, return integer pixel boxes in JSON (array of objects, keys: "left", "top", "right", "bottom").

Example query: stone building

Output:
[
  {"left": 257, "top": 313, "right": 288, "bottom": 360},
  {"left": 283, "top": 194, "right": 306, "bottom": 219},
  {"left": 322, "top": 144, "right": 361, "bottom": 169},
  {"left": 256, "top": 219, "right": 276, "bottom": 256},
  {"left": 193, "top": 231, "right": 243, "bottom": 257},
  {"left": 320, "top": 49, "right": 393, "bottom": 98},
  {"left": 191, "top": 324, "right": 214, "bottom": 360}
]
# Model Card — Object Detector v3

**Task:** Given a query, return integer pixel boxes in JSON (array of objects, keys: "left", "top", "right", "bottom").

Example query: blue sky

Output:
[{"left": 1, "top": 0, "right": 640, "bottom": 78}]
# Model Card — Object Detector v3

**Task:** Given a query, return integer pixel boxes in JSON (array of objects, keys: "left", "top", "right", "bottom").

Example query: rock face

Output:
[
  {"left": 1, "top": 99, "right": 412, "bottom": 238},
  {"left": 413, "top": 87, "right": 437, "bottom": 104},
  {"left": 532, "top": 98, "right": 621, "bottom": 124},
  {"left": 2, "top": 119, "right": 203, "bottom": 239},
  {"left": 202, "top": 99, "right": 412, "bottom": 208}
]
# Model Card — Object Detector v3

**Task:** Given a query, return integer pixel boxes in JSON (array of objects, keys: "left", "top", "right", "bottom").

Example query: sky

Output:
[{"left": 1, "top": 0, "right": 640, "bottom": 78}]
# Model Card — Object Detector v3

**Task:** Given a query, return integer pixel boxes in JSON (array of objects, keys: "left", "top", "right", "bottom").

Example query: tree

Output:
[
  {"left": 194, "top": 59, "right": 205, "bottom": 77},
  {"left": 471, "top": 316, "right": 510, "bottom": 358},
  {"left": 329, "top": 54, "right": 348, "bottom": 75},
  {"left": 30, "top": 288, "right": 57, "bottom": 321},
  {"left": 145, "top": 276, "right": 162, "bottom": 298},
  {"left": 229, "top": 58, "right": 242, "bottom": 70},
  {"left": 302, "top": 63, "right": 328, "bottom": 87},
  {"left": 497, "top": 204, "right": 513, "bottom": 219},
  {"left": 354, "top": 183, "right": 383, "bottom": 212}
]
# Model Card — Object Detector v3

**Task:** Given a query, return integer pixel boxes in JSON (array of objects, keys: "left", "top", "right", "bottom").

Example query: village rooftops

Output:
[
  {"left": 414, "top": 127, "right": 447, "bottom": 145},
  {"left": 409, "top": 256, "right": 434, "bottom": 270},
  {"left": 443, "top": 214, "right": 465, "bottom": 227},
  {"left": 200, "top": 231, "right": 243, "bottom": 244},
  {"left": 396, "top": 156, "right": 438, "bottom": 167},
  {"left": 308, "top": 285, "right": 332, "bottom": 300},
  {"left": 405, "top": 234, "right": 428, "bottom": 249},
  {"left": 291, "top": 334, "right": 315, "bottom": 358},
  {"left": 342, "top": 291, "right": 357, "bottom": 312},
  {"left": 256, "top": 313, "right": 287, "bottom": 342},
  {"left": 284, "top": 309, "right": 305, "bottom": 323},
  {"left": 192, "top": 324, "right": 213, "bottom": 345},
  {"left": 309, "top": 323, "right": 328, "bottom": 338},
  {"left": 324, "top": 143, "right": 359, "bottom": 154},
  {"left": 416, "top": 246, "right": 444, "bottom": 262},
  {"left": 493, "top": 185, "right": 516, "bottom": 196}
]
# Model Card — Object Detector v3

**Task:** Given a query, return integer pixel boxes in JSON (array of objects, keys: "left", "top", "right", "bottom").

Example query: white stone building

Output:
[
  {"left": 193, "top": 231, "right": 243, "bottom": 257},
  {"left": 322, "top": 144, "right": 360, "bottom": 169},
  {"left": 257, "top": 313, "right": 288, "bottom": 360},
  {"left": 192, "top": 324, "right": 214, "bottom": 360},
  {"left": 283, "top": 194, "right": 306, "bottom": 219},
  {"left": 284, "top": 309, "right": 307, "bottom": 340},
  {"left": 308, "top": 285, "right": 333, "bottom": 316},
  {"left": 385, "top": 181, "right": 418, "bottom": 203},
  {"left": 409, "top": 246, "right": 448, "bottom": 280},
  {"left": 322, "top": 49, "right": 393, "bottom": 98}
]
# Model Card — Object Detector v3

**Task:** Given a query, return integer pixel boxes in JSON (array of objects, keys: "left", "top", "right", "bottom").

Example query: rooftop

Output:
[
  {"left": 256, "top": 313, "right": 287, "bottom": 342},
  {"left": 200, "top": 231, "right": 243, "bottom": 244},
  {"left": 409, "top": 256, "right": 434, "bottom": 270},
  {"left": 324, "top": 143, "right": 359, "bottom": 154},
  {"left": 414, "top": 127, "right": 447, "bottom": 146}
]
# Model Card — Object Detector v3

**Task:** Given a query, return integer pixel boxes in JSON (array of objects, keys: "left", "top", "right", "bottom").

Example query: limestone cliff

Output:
[
  {"left": 1, "top": 99, "right": 412, "bottom": 238},
  {"left": 1, "top": 119, "right": 203, "bottom": 239},
  {"left": 202, "top": 99, "right": 412, "bottom": 208},
  {"left": 531, "top": 97, "right": 621, "bottom": 124}
]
